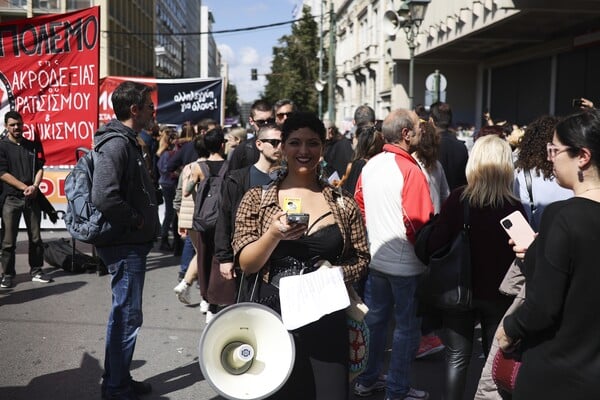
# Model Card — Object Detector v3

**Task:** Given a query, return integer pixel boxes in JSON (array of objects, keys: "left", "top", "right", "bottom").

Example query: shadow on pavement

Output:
[{"left": 0, "top": 280, "right": 87, "bottom": 306}]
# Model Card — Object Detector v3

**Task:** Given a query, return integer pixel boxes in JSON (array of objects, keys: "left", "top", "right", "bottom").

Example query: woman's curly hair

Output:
[{"left": 515, "top": 115, "right": 561, "bottom": 179}]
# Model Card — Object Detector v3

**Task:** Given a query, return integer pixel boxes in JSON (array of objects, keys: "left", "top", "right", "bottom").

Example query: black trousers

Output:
[{"left": 441, "top": 297, "right": 512, "bottom": 400}]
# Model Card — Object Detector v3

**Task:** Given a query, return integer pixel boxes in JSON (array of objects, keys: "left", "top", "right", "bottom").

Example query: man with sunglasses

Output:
[
  {"left": 214, "top": 122, "right": 283, "bottom": 294},
  {"left": 228, "top": 99, "right": 274, "bottom": 171},
  {"left": 274, "top": 98, "right": 296, "bottom": 126}
]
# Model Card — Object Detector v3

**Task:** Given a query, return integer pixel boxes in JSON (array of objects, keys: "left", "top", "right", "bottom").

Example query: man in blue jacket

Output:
[{"left": 92, "top": 81, "right": 160, "bottom": 400}]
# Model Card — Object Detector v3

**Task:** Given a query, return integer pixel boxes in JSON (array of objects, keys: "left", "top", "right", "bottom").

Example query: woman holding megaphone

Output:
[{"left": 231, "top": 111, "right": 370, "bottom": 399}]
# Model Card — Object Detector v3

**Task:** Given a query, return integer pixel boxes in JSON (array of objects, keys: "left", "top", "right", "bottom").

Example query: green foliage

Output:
[
  {"left": 263, "top": 5, "right": 324, "bottom": 114},
  {"left": 224, "top": 82, "right": 240, "bottom": 117}
]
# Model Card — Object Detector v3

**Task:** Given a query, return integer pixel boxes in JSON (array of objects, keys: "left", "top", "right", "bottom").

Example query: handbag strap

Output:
[
  {"left": 462, "top": 198, "right": 470, "bottom": 232},
  {"left": 523, "top": 169, "right": 535, "bottom": 219}
]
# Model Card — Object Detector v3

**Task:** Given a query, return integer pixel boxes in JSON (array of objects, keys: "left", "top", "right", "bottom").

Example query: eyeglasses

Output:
[
  {"left": 276, "top": 112, "right": 293, "bottom": 120},
  {"left": 546, "top": 143, "right": 571, "bottom": 160},
  {"left": 254, "top": 118, "right": 275, "bottom": 126},
  {"left": 259, "top": 138, "right": 282, "bottom": 147}
]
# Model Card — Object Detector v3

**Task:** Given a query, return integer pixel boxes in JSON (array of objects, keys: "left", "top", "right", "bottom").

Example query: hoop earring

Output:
[{"left": 578, "top": 168, "right": 584, "bottom": 182}]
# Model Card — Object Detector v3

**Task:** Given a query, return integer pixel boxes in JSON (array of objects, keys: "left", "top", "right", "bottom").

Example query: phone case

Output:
[{"left": 500, "top": 211, "right": 536, "bottom": 248}]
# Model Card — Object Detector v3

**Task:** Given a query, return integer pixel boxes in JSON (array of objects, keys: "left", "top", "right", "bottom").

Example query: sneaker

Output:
[
  {"left": 1, "top": 275, "right": 13, "bottom": 288},
  {"left": 31, "top": 273, "right": 53, "bottom": 283},
  {"left": 177, "top": 271, "right": 185, "bottom": 282},
  {"left": 131, "top": 379, "right": 152, "bottom": 395},
  {"left": 385, "top": 387, "right": 429, "bottom": 400},
  {"left": 354, "top": 377, "right": 386, "bottom": 397},
  {"left": 199, "top": 299, "right": 209, "bottom": 314},
  {"left": 205, "top": 310, "right": 215, "bottom": 324},
  {"left": 416, "top": 334, "right": 444, "bottom": 359},
  {"left": 101, "top": 380, "right": 150, "bottom": 399},
  {"left": 173, "top": 280, "right": 191, "bottom": 304}
]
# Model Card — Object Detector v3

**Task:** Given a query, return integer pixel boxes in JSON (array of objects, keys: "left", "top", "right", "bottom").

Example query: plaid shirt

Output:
[{"left": 232, "top": 182, "right": 370, "bottom": 284}]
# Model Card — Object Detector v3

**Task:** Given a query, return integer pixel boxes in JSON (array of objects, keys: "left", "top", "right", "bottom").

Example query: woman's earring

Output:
[
  {"left": 318, "top": 159, "right": 327, "bottom": 181},
  {"left": 578, "top": 168, "right": 584, "bottom": 182}
]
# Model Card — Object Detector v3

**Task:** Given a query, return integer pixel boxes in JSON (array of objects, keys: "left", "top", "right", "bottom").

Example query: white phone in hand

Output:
[{"left": 500, "top": 211, "right": 536, "bottom": 249}]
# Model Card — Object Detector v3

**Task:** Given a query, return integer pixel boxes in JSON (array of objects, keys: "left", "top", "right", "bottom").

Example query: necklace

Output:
[{"left": 578, "top": 186, "right": 600, "bottom": 195}]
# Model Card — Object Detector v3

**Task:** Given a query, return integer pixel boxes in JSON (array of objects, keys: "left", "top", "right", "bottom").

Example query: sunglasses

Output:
[
  {"left": 276, "top": 112, "right": 293, "bottom": 119},
  {"left": 254, "top": 118, "right": 276, "bottom": 126},
  {"left": 259, "top": 138, "right": 282, "bottom": 147}
]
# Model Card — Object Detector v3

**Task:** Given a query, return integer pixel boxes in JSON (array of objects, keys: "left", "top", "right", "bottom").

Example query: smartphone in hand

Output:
[
  {"left": 500, "top": 211, "right": 536, "bottom": 249},
  {"left": 286, "top": 213, "right": 309, "bottom": 225}
]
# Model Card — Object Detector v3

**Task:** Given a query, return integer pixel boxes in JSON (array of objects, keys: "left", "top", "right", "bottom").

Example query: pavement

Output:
[{"left": 0, "top": 230, "right": 484, "bottom": 400}]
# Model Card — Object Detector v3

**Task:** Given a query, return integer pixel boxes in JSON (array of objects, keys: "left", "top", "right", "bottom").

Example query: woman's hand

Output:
[
  {"left": 220, "top": 262, "right": 235, "bottom": 280},
  {"left": 580, "top": 97, "right": 594, "bottom": 109},
  {"left": 509, "top": 238, "right": 531, "bottom": 259},
  {"left": 268, "top": 211, "right": 308, "bottom": 241},
  {"left": 496, "top": 326, "right": 515, "bottom": 352}
]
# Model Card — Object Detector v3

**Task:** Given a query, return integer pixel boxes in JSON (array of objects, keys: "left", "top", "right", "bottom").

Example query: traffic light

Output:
[{"left": 251, "top": 68, "right": 257, "bottom": 80}]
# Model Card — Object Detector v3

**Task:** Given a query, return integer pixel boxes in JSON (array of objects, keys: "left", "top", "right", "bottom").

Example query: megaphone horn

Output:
[
  {"left": 199, "top": 303, "right": 296, "bottom": 400},
  {"left": 383, "top": 10, "right": 405, "bottom": 36}
]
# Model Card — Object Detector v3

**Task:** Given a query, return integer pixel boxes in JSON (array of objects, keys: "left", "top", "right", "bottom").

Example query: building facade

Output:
[
  {"left": 0, "top": 0, "right": 220, "bottom": 80},
  {"left": 314, "top": 0, "right": 600, "bottom": 127}
]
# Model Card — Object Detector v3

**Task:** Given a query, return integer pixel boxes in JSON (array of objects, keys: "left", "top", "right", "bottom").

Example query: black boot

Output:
[
  {"left": 159, "top": 238, "right": 172, "bottom": 251},
  {"left": 172, "top": 237, "right": 183, "bottom": 257}
]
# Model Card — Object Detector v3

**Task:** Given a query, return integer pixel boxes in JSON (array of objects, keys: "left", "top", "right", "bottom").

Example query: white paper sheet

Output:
[
  {"left": 279, "top": 266, "right": 350, "bottom": 330},
  {"left": 328, "top": 171, "right": 340, "bottom": 184}
]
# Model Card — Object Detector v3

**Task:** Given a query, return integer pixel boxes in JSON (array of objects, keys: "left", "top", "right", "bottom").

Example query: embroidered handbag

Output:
[{"left": 492, "top": 349, "right": 522, "bottom": 393}]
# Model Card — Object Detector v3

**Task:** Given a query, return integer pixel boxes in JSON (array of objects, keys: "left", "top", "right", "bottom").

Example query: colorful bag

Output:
[{"left": 347, "top": 285, "right": 369, "bottom": 380}]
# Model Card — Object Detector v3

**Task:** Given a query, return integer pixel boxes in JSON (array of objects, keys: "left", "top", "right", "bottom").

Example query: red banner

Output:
[{"left": 0, "top": 6, "right": 100, "bottom": 166}]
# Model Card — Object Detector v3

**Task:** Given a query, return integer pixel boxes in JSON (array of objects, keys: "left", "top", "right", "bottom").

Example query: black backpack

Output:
[
  {"left": 192, "top": 160, "right": 229, "bottom": 232},
  {"left": 64, "top": 133, "right": 136, "bottom": 245}
]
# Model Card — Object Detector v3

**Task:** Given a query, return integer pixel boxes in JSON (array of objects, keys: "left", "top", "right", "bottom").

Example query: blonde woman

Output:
[
  {"left": 425, "top": 135, "right": 526, "bottom": 400},
  {"left": 224, "top": 127, "right": 247, "bottom": 159}
]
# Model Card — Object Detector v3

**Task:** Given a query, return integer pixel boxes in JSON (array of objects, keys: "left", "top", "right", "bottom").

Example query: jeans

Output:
[
  {"left": 1, "top": 195, "right": 44, "bottom": 276},
  {"left": 179, "top": 235, "right": 195, "bottom": 276},
  {"left": 97, "top": 242, "right": 152, "bottom": 398},
  {"left": 357, "top": 270, "right": 421, "bottom": 399},
  {"left": 441, "top": 298, "right": 511, "bottom": 400},
  {"left": 159, "top": 185, "right": 176, "bottom": 241}
]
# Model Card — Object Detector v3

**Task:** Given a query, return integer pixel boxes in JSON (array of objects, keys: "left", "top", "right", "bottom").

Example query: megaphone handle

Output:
[{"left": 236, "top": 271, "right": 262, "bottom": 304}]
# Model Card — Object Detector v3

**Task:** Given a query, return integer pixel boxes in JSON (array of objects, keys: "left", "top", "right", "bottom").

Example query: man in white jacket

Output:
[{"left": 354, "top": 109, "right": 434, "bottom": 400}]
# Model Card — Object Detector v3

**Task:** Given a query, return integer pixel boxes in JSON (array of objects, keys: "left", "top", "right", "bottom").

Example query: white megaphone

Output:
[
  {"left": 198, "top": 303, "right": 296, "bottom": 400},
  {"left": 383, "top": 10, "right": 406, "bottom": 37}
]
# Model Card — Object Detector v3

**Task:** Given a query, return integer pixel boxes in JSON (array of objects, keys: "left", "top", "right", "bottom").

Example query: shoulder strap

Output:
[
  {"left": 462, "top": 199, "right": 470, "bottom": 231},
  {"left": 306, "top": 211, "right": 333, "bottom": 233},
  {"left": 523, "top": 169, "right": 535, "bottom": 217},
  {"left": 217, "top": 160, "right": 229, "bottom": 178},
  {"left": 94, "top": 132, "right": 135, "bottom": 151},
  {"left": 196, "top": 160, "right": 209, "bottom": 180}
]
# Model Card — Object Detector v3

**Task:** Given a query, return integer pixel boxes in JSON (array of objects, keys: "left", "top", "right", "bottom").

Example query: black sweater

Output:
[{"left": 503, "top": 198, "right": 600, "bottom": 398}]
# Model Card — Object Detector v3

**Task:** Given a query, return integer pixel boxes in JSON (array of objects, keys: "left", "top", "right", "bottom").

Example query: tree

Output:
[
  {"left": 224, "top": 81, "right": 240, "bottom": 117},
  {"left": 263, "top": 5, "right": 323, "bottom": 113}
]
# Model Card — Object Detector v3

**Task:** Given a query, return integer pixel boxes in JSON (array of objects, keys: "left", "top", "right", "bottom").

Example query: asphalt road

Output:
[{"left": 0, "top": 230, "right": 484, "bottom": 400}]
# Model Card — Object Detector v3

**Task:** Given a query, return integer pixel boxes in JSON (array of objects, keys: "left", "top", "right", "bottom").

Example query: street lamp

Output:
[{"left": 384, "top": 0, "right": 430, "bottom": 109}]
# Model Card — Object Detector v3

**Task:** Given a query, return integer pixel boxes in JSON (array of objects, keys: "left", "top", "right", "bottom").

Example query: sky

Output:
[{"left": 203, "top": 0, "right": 303, "bottom": 103}]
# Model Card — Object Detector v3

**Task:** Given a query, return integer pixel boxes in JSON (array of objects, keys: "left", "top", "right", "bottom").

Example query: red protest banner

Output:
[{"left": 0, "top": 6, "right": 100, "bottom": 166}]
